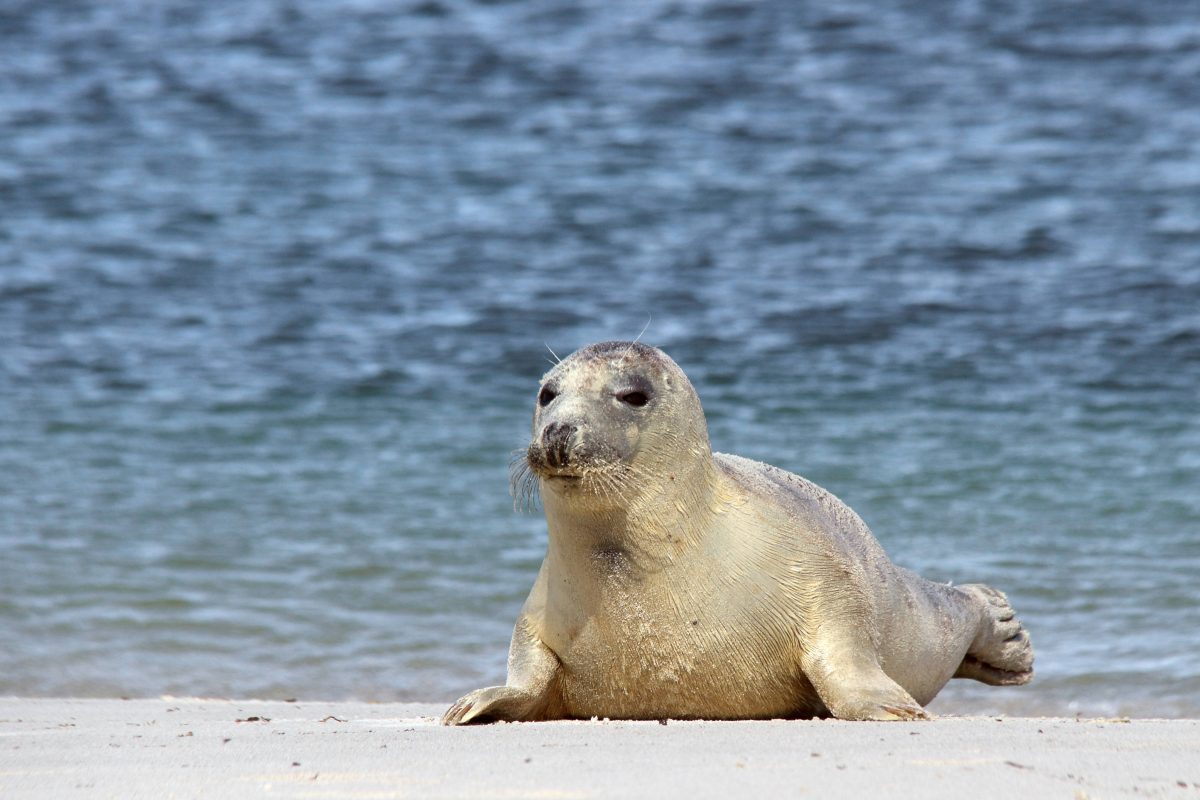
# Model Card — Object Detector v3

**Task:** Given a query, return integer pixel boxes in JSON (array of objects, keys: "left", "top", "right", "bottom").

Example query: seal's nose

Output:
[{"left": 542, "top": 422, "right": 577, "bottom": 468}]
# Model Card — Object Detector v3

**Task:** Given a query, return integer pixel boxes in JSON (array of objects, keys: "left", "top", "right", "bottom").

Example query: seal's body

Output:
[{"left": 444, "top": 342, "right": 1033, "bottom": 723}]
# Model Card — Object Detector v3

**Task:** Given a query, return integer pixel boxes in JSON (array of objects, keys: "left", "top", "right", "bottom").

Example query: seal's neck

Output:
[{"left": 540, "top": 453, "right": 720, "bottom": 573}]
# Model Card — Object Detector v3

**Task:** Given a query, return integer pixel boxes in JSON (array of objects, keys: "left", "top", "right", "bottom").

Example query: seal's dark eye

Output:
[
  {"left": 618, "top": 391, "right": 649, "bottom": 407},
  {"left": 538, "top": 386, "right": 557, "bottom": 407}
]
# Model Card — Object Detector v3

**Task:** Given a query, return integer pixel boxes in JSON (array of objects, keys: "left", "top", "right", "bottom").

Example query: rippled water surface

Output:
[{"left": 2, "top": 0, "right": 1198, "bottom": 717}]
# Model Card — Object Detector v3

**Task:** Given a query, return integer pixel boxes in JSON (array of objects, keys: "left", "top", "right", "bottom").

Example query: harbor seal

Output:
[{"left": 444, "top": 341, "right": 1033, "bottom": 723}]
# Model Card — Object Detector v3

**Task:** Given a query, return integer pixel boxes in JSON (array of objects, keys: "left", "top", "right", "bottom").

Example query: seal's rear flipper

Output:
[{"left": 953, "top": 584, "right": 1034, "bottom": 686}]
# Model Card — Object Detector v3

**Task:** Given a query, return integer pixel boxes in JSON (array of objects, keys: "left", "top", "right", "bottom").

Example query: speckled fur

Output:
[{"left": 444, "top": 343, "right": 1033, "bottom": 724}]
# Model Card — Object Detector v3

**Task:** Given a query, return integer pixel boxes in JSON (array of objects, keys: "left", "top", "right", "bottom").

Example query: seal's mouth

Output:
[
  {"left": 532, "top": 464, "right": 583, "bottom": 482},
  {"left": 529, "top": 460, "right": 591, "bottom": 489}
]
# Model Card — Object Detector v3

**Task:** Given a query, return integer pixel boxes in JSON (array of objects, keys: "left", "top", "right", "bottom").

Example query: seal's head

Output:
[{"left": 518, "top": 341, "right": 711, "bottom": 510}]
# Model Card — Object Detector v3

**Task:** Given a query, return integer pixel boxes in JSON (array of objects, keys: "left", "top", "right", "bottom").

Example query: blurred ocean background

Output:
[{"left": 2, "top": 0, "right": 1198, "bottom": 718}]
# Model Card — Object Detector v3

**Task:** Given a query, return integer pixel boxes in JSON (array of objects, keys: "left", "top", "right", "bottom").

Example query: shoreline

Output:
[{"left": 3, "top": 698, "right": 1199, "bottom": 799}]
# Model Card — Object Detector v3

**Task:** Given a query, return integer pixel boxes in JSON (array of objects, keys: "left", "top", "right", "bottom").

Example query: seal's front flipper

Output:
[
  {"left": 820, "top": 680, "right": 932, "bottom": 721},
  {"left": 442, "top": 686, "right": 543, "bottom": 725},
  {"left": 443, "top": 604, "right": 562, "bottom": 725},
  {"left": 835, "top": 691, "right": 931, "bottom": 721},
  {"left": 802, "top": 642, "right": 932, "bottom": 721}
]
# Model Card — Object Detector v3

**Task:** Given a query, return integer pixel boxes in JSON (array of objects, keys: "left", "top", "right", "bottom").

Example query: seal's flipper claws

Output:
[
  {"left": 880, "top": 703, "right": 933, "bottom": 721},
  {"left": 441, "top": 699, "right": 468, "bottom": 726}
]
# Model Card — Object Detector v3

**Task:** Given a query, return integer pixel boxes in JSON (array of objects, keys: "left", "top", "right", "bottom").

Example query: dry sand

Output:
[{"left": 1, "top": 698, "right": 1197, "bottom": 799}]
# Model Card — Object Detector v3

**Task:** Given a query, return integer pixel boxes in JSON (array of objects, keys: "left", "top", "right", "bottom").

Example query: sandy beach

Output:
[{"left": 1, "top": 698, "right": 1197, "bottom": 799}]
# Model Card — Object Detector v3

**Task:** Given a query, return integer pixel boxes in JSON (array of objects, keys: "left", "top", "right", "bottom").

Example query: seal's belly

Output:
[{"left": 550, "top": 605, "right": 823, "bottom": 720}]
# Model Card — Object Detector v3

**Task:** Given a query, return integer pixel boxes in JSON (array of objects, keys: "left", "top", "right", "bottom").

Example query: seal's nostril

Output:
[
  {"left": 543, "top": 422, "right": 577, "bottom": 468},
  {"left": 543, "top": 422, "right": 576, "bottom": 444}
]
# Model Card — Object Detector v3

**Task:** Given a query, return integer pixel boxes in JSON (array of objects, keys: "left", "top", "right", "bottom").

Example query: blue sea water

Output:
[{"left": 1, "top": 0, "right": 1198, "bottom": 717}]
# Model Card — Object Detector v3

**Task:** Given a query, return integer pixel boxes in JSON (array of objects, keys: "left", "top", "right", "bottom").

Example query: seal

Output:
[{"left": 443, "top": 341, "right": 1033, "bottom": 723}]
